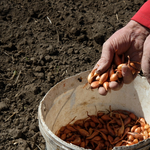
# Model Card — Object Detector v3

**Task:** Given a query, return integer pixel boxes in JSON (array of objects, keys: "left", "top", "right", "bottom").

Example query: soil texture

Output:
[{"left": 0, "top": 0, "right": 146, "bottom": 149}]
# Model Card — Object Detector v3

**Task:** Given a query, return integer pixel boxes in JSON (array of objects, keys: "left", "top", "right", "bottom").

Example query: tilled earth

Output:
[{"left": 0, "top": 0, "right": 146, "bottom": 149}]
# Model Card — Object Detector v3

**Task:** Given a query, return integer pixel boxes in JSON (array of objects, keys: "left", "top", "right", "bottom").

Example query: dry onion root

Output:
[
  {"left": 56, "top": 107, "right": 150, "bottom": 149},
  {"left": 88, "top": 50, "right": 140, "bottom": 91}
]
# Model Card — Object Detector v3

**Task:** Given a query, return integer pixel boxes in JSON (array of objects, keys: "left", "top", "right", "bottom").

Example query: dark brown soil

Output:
[{"left": 0, "top": 0, "right": 146, "bottom": 149}]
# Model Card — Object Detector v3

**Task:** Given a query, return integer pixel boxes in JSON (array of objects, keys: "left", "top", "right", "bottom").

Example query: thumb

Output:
[
  {"left": 122, "top": 65, "right": 134, "bottom": 84},
  {"left": 94, "top": 41, "right": 114, "bottom": 74},
  {"left": 94, "top": 26, "right": 131, "bottom": 74},
  {"left": 141, "top": 34, "right": 150, "bottom": 84}
]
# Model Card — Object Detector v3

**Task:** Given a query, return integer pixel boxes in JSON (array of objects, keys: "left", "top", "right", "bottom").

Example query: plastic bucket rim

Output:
[
  {"left": 38, "top": 71, "right": 92, "bottom": 150},
  {"left": 38, "top": 71, "right": 149, "bottom": 150}
]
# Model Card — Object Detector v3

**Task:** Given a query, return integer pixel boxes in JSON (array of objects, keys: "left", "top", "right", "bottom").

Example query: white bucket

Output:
[{"left": 38, "top": 70, "right": 150, "bottom": 150}]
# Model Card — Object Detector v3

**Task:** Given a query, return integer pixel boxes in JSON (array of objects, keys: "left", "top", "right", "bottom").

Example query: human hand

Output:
[
  {"left": 141, "top": 34, "right": 150, "bottom": 84},
  {"left": 93, "top": 20, "right": 150, "bottom": 95}
]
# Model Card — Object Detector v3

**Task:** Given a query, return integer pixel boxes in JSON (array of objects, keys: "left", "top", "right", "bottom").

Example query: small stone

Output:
[
  {"left": 77, "top": 35, "right": 88, "bottom": 42},
  {"left": 67, "top": 48, "right": 74, "bottom": 54},
  {"left": 22, "top": 126, "right": 29, "bottom": 133},
  {"left": 14, "top": 138, "right": 29, "bottom": 150},
  {"left": 30, "top": 57, "right": 35, "bottom": 61},
  {"left": 13, "top": 119, "right": 20, "bottom": 126},
  {"left": 34, "top": 72, "right": 45, "bottom": 79},
  {"left": 24, "top": 83, "right": 34, "bottom": 91},
  {"left": 39, "top": 60, "right": 45, "bottom": 66},
  {"left": 30, "top": 57, "right": 37, "bottom": 64},
  {"left": 39, "top": 54, "right": 44, "bottom": 60},
  {"left": 30, "top": 124, "right": 39, "bottom": 132},
  {"left": 70, "top": 27, "right": 80, "bottom": 36},
  {"left": 0, "top": 102, "right": 8, "bottom": 111},
  {"left": 46, "top": 45, "right": 53, "bottom": 52},
  {"left": 18, "top": 123, "right": 24, "bottom": 129},
  {"left": 25, "top": 115, "right": 31, "bottom": 121},
  {"left": 46, "top": 45, "right": 58, "bottom": 55},
  {"left": 74, "top": 49, "right": 79, "bottom": 54},
  {"left": 49, "top": 64, "right": 53, "bottom": 69},
  {"left": 35, "top": 66, "right": 42, "bottom": 72},
  {"left": 26, "top": 65, "right": 31, "bottom": 68},
  {"left": 11, "top": 129, "right": 23, "bottom": 139},
  {"left": 47, "top": 72, "right": 54, "bottom": 82},
  {"left": 40, "top": 92, "right": 45, "bottom": 96},
  {"left": 44, "top": 55, "right": 52, "bottom": 62}
]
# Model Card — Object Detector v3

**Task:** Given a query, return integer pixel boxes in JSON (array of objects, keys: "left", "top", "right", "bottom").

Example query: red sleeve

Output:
[{"left": 131, "top": 0, "right": 150, "bottom": 29}]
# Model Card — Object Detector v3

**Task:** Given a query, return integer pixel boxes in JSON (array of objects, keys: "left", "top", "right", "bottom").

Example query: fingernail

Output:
[{"left": 96, "top": 69, "right": 101, "bottom": 75}]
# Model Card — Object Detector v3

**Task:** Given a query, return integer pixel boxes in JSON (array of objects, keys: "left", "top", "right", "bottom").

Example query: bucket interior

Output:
[{"left": 39, "top": 71, "right": 150, "bottom": 149}]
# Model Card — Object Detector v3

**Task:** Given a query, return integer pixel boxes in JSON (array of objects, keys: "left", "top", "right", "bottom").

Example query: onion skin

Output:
[
  {"left": 99, "top": 71, "right": 109, "bottom": 85},
  {"left": 117, "top": 63, "right": 126, "bottom": 71},
  {"left": 87, "top": 72, "right": 94, "bottom": 84},
  {"left": 110, "top": 72, "right": 118, "bottom": 82},
  {"left": 128, "top": 62, "right": 137, "bottom": 75},
  {"left": 144, "top": 124, "right": 150, "bottom": 130},
  {"left": 133, "top": 139, "right": 138, "bottom": 144},
  {"left": 95, "top": 75, "right": 101, "bottom": 81},
  {"left": 134, "top": 127, "right": 141, "bottom": 133},
  {"left": 90, "top": 81, "right": 100, "bottom": 89},
  {"left": 87, "top": 69, "right": 97, "bottom": 84},
  {"left": 103, "top": 82, "right": 109, "bottom": 91},
  {"left": 117, "top": 70, "right": 122, "bottom": 78},
  {"left": 87, "top": 53, "right": 141, "bottom": 93},
  {"left": 57, "top": 107, "right": 150, "bottom": 149},
  {"left": 131, "top": 125, "right": 138, "bottom": 132},
  {"left": 115, "top": 141, "right": 123, "bottom": 146},
  {"left": 127, "top": 134, "right": 134, "bottom": 141},
  {"left": 129, "top": 113, "right": 137, "bottom": 120}
]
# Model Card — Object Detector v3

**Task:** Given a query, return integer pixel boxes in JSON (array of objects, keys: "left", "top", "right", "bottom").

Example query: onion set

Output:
[
  {"left": 56, "top": 107, "right": 150, "bottom": 149},
  {"left": 87, "top": 50, "right": 140, "bottom": 90}
]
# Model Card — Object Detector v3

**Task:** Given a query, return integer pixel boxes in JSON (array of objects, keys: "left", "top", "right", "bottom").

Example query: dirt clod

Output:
[{"left": 0, "top": 101, "right": 8, "bottom": 111}]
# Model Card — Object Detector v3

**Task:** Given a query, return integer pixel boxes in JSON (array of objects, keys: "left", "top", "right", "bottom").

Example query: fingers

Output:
[
  {"left": 93, "top": 20, "right": 150, "bottom": 95},
  {"left": 98, "top": 86, "right": 107, "bottom": 96},
  {"left": 98, "top": 81, "right": 123, "bottom": 95},
  {"left": 98, "top": 64, "right": 139, "bottom": 95},
  {"left": 122, "top": 65, "right": 136, "bottom": 84},
  {"left": 109, "top": 81, "right": 123, "bottom": 90},
  {"left": 141, "top": 35, "right": 150, "bottom": 84},
  {"left": 94, "top": 25, "right": 132, "bottom": 75}
]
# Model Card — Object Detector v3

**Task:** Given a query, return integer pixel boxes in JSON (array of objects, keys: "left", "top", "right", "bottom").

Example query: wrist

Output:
[{"left": 126, "top": 20, "right": 150, "bottom": 40}]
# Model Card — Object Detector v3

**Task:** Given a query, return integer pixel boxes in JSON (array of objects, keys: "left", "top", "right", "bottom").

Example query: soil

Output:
[{"left": 0, "top": 0, "right": 147, "bottom": 149}]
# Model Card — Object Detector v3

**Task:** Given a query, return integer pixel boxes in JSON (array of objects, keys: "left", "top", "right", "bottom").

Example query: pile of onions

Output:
[
  {"left": 87, "top": 50, "right": 140, "bottom": 90},
  {"left": 56, "top": 107, "right": 150, "bottom": 149},
  {"left": 125, "top": 117, "right": 150, "bottom": 146}
]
